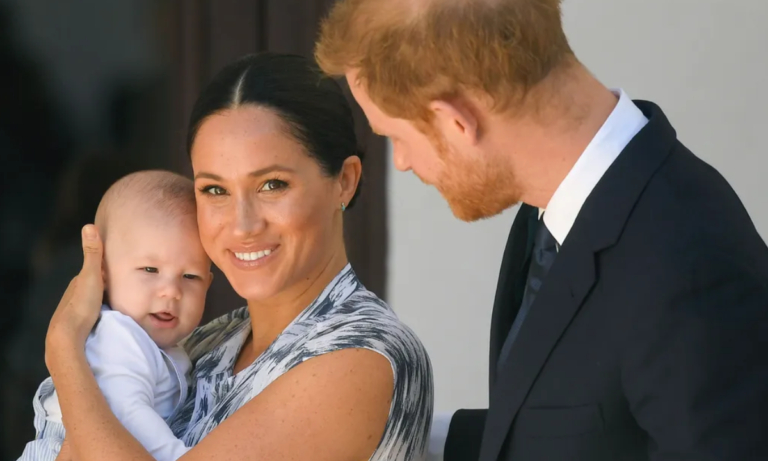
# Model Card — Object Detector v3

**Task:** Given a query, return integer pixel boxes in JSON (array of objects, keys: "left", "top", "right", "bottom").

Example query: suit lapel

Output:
[
  {"left": 480, "top": 238, "right": 597, "bottom": 461},
  {"left": 488, "top": 204, "right": 537, "bottom": 386},
  {"left": 479, "top": 100, "right": 679, "bottom": 461}
]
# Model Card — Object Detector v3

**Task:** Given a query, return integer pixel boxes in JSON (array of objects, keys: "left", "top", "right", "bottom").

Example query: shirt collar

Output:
[{"left": 541, "top": 88, "right": 648, "bottom": 246}]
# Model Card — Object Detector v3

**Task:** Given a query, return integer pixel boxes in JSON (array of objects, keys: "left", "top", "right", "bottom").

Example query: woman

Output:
[{"left": 44, "top": 52, "right": 433, "bottom": 461}]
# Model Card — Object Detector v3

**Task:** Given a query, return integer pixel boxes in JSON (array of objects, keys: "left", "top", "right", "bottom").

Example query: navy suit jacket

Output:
[{"left": 445, "top": 101, "right": 768, "bottom": 461}]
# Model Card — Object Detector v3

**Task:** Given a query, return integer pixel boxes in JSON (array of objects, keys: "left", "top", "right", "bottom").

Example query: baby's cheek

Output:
[{"left": 183, "top": 292, "right": 207, "bottom": 323}]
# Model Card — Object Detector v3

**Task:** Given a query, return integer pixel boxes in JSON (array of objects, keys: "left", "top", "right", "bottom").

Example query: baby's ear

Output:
[{"left": 207, "top": 271, "right": 215, "bottom": 288}]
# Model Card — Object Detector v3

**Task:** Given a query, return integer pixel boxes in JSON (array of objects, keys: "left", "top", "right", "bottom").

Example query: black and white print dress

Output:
[{"left": 167, "top": 264, "right": 433, "bottom": 461}]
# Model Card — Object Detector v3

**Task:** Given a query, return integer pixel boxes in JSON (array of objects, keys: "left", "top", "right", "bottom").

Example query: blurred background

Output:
[
  {"left": 0, "top": 0, "right": 766, "bottom": 459},
  {"left": 0, "top": 0, "right": 387, "bottom": 457}
]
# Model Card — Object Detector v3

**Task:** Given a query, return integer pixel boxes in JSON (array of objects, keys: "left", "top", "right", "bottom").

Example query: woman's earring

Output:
[{"left": 341, "top": 202, "right": 347, "bottom": 212}]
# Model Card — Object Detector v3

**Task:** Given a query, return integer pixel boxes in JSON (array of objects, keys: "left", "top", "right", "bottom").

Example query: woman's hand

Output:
[
  {"left": 45, "top": 225, "right": 105, "bottom": 369},
  {"left": 38, "top": 225, "right": 155, "bottom": 461}
]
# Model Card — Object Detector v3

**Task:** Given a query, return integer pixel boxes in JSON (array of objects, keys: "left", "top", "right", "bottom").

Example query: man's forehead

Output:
[
  {"left": 343, "top": 69, "right": 404, "bottom": 135},
  {"left": 344, "top": 71, "right": 376, "bottom": 112}
]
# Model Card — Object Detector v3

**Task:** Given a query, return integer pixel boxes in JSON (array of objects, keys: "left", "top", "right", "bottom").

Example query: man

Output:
[{"left": 316, "top": 0, "right": 768, "bottom": 460}]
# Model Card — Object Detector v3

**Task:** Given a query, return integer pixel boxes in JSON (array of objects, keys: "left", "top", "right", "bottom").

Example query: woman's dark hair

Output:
[{"left": 187, "top": 52, "right": 364, "bottom": 208}]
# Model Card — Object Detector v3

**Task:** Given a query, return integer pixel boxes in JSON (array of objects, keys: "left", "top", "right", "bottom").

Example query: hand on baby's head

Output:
[{"left": 95, "top": 170, "right": 212, "bottom": 349}]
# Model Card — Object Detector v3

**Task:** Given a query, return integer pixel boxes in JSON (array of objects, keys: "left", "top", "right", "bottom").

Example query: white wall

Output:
[{"left": 387, "top": 0, "right": 768, "bottom": 413}]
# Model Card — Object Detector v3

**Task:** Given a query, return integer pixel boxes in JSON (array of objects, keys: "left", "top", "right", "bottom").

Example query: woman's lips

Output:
[{"left": 229, "top": 245, "right": 279, "bottom": 270}]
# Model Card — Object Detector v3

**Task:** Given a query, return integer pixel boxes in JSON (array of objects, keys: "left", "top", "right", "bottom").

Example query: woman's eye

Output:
[
  {"left": 143, "top": 267, "right": 158, "bottom": 273},
  {"left": 261, "top": 179, "right": 287, "bottom": 192},
  {"left": 183, "top": 274, "right": 201, "bottom": 280},
  {"left": 200, "top": 185, "right": 227, "bottom": 196}
]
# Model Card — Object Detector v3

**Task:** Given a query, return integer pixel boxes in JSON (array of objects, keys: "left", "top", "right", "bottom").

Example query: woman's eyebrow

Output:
[{"left": 194, "top": 165, "right": 295, "bottom": 181}]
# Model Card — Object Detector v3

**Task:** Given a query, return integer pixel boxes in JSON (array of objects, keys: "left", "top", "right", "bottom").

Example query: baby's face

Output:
[{"left": 103, "top": 212, "right": 212, "bottom": 349}]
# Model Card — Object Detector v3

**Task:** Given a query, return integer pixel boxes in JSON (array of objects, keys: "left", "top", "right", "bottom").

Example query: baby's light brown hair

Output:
[{"left": 94, "top": 170, "right": 197, "bottom": 240}]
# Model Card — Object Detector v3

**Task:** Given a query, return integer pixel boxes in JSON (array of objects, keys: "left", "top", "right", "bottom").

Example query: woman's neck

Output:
[{"left": 245, "top": 248, "right": 349, "bottom": 358}]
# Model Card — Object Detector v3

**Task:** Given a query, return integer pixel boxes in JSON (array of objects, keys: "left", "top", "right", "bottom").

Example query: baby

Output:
[{"left": 19, "top": 170, "right": 212, "bottom": 461}]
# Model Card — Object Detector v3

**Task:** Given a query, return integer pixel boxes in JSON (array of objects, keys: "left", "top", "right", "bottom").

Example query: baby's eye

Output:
[
  {"left": 183, "top": 274, "right": 201, "bottom": 280},
  {"left": 143, "top": 267, "right": 158, "bottom": 273},
  {"left": 260, "top": 179, "right": 287, "bottom": 192},
  {"left": 200, "top": 185, "right": 227, "bottom": 196}
]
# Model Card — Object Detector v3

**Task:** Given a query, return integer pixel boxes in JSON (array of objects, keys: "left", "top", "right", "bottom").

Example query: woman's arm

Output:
[
  {"left": 194, "top": 348, "right": 393, "bottom": 460},
  {"left": 47, "top": 226, "right": 394, "bottom": 461},
  {"left": 55, "top": 437, "right": 71, "bottom": 461},
  {"left": 53, "top": 340, "right": 392, "bottom": 461}
]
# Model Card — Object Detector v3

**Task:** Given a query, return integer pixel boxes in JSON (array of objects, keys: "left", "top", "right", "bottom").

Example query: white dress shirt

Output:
[
  {"left": 21, "top": 307, "right": 192, "bottom": 461},
  {"left": 428, "top": 89, "right": 648, "bottom": 460}
]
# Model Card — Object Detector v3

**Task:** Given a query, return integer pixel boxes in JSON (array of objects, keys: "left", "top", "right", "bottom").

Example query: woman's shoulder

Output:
[
  {"left": 303, "top": 288, "right": 434, "bottom": 461},
  {"left": 302, "top": 288, "right": 431, "bottom": 371}
]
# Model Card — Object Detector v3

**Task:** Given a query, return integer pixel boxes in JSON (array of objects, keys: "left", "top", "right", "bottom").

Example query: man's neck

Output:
[{"left": 493, "top": 65, "right": 619, "bottom": 209}]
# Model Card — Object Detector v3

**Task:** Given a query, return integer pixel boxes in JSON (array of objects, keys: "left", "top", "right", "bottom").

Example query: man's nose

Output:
[{"left": 392, "top": 146, "right": 412, "bottom": 172}]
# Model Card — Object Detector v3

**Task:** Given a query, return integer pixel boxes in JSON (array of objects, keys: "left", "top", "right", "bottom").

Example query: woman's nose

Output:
[{"left": 233, "top": 197, "right": 267, "bottom": 238}]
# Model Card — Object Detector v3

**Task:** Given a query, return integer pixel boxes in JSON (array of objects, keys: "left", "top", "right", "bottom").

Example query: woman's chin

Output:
[
  {"left": 218, "top": 261, "right": 281, "bottom": 298},
  {"left": 230, "top": 281, "right": 281, "bottom": 305}
]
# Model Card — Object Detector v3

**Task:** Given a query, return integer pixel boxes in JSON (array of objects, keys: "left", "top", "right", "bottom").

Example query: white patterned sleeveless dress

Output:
[{"left": 166, "top": 264, "right": 434, "bottom": 461}]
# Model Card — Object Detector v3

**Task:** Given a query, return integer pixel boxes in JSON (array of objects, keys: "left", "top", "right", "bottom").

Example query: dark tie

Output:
[{"left": 496, "top": 214, "right": 559, "bottom": 370}]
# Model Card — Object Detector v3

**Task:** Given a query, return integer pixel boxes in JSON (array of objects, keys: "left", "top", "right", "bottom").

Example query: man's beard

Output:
[{"left": 432, "top": 139, "right": 520, "bottom": 222}]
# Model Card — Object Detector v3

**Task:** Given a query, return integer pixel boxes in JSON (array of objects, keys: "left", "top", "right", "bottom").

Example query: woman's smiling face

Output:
[{"left": 190, "top": 105, "right": 345, "bottom": 304}]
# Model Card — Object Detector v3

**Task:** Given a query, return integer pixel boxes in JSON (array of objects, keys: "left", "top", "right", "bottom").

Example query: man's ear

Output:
[{"left": 428, "top": 97, "right": 481, "bottom": 146}]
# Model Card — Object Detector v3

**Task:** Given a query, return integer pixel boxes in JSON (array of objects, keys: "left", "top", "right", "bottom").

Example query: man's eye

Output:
[
  {"left": 143, "top": 267, "right": 158, "bottom": 273},
  {"left": 261, "top": 179, "right": 287, "bottom": 192},
  {"left": 200, "top": 185, "right": 226, "bottom": 196}
]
